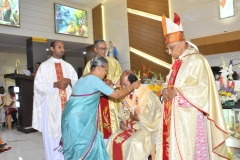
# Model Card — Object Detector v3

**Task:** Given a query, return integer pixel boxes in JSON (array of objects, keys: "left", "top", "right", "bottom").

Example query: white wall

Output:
[
  {"left": 64, "top": 55, "right": 85, "bottom": 72},
  {"left": 0, "top": 0, "right": 90, "bottom": 87},
  {"left": 170, "top": 0, "right": 240, "bottom": 78},
  {"left": 0, "top": 52, "right": 27, "bottom": 74},
  {"left": 205, "top": 51, "right": 240, "bottom": 76},
  {"left": 47, "top": 54, "right": 85, "bottom": 73},
  {"left": 170, "top": 0, "right": 240, "bottom": 40},
  {"left": 0, "top": 51, "right": 84, "bottom": 87},
  {"left": 102, "top": 0, "right": 130, "bottom": 71},
  {"left": 0, "top": 52, "right": 27, "bottom": 88},
  {"left": 0, "top": 0, "right": 94, "bottom": 44}
]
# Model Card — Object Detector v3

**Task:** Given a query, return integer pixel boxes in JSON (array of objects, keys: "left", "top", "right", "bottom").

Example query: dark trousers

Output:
[{"left": 10, "top": 112, "right": 18, "bottom": 126}]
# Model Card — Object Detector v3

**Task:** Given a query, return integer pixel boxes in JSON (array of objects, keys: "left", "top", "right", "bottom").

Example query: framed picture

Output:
[
  {"left": 0, "top": 0, "right": 20, "bottom": 27},
  {"left": 54, "top": 3, "right": 88, "bottom": 37},
  {"left": 219, "top": 0, "right": 235, "bottom": 19}
]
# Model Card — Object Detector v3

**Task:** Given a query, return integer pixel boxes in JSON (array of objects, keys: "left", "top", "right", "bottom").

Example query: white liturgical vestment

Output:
[
  {"left": 32, "top": 57, "right": 78, "bottom": 138},
  {"left": 32, "top": 57, "right": 78, "bottom": 160}
]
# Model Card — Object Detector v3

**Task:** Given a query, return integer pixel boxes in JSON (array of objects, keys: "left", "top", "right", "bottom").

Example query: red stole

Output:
[
  {"left": 54, "top": 63, "right": 67, "bottom": 111},
  {"left": 99, "top": 95, "right": 112, "bottom": 138},
  {"left": 112, "top": 93, "right": 136, "bottom": 160},
  {"left": 162, "top": 59, "right": 182, "bottom": 160}
]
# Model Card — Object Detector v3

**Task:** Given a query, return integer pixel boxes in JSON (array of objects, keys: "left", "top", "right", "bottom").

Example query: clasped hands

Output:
[
  {"left": 54, "top": 78, "right": 71, "bottom": 89},
  {"left": 120, "top": 121, "right": 129, "bottom": 131},
  {"left": 162, "top": 88, "right": 177, "bottom": 101},
  {"left": 120, "top": 114, "right": 139, "bottom": 131}
]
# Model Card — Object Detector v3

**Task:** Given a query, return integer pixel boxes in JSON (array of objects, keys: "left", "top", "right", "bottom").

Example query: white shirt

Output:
[{"left": 108, "top": 47, "right": 114, "bottom": 57}]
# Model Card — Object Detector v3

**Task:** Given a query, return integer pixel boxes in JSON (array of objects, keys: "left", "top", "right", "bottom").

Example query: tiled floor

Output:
[
  {"left": 1, "top": 127, "right": 240, "bottom": 160},
  {"left": 0, "top": 127, "right": 44, "bottom": 160}
]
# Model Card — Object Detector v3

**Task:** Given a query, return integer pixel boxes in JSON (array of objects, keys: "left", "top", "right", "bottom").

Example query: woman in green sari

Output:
[{"left": 61, "top": 57, "right": 140, "bottom": 160}]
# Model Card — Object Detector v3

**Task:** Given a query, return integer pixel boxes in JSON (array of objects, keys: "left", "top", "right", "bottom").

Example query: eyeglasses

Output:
[
  {"left": 166, "top": 41, "right": 181, "bottom": 53},
  {"left": 101, "top": 66, "right": 109, "bottom": 74},
  {"left": 97, "top": 48, "right": 108, "bottom": 52}
]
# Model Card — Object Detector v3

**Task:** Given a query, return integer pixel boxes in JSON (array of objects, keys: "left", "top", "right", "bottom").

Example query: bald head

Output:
[
  {"left": 120, "top": 70, "right": 138, "bottom": 88},
  {"left": 120, "top": 70, "right": 133, "bottom": 82}
]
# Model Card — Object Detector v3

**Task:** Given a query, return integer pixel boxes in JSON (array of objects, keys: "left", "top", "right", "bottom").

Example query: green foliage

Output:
[
  {"left": 55, "top": 4, "right": 61, "bottom": 11},
  {"left": 73, "top": 10, "right": 86, "bottom": 26},
  {"left": 134, "top": 70, "right": 141, "bottom": 80}
]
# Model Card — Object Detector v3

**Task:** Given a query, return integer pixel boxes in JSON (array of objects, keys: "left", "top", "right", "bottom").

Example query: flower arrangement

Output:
[
  {"left": 142, "top": 63, "right": 151, "bottom": 79},
  {"left": 219, "top": 57, "right": 238, "bottom": 105},
  {"left": 147, "top": 72, "right": 164, "bottom": 97},
  {"left": 134, "top": 64, "right": 165, "bottom": 99},
  {"left": 219, "top": 85, "right": 237, "bottom": 104},
  {"left": 219, "top": 57, "right": 233, "bottom": 85}
]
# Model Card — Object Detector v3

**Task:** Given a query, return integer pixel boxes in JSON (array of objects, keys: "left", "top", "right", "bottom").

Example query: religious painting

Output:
[
  {"left": 54, "top": 3, "right": 88, "bottom": 37},
  {"left": 219, "top": 0, "right": 235, "bottom": 19},
  {"left": 0, "top": 0, "right": 20, "bottom": 27},
  {"left": 223, "top": 109, "right": 240, "bottom": 159}
]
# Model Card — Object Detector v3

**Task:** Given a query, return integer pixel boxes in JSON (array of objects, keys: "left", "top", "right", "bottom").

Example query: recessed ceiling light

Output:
[
  {"left": 83, "top": 51, "right": 86, "bottom": 54},
  {"left": 46, "top": 48, "right": 49, "bottom": 51}
]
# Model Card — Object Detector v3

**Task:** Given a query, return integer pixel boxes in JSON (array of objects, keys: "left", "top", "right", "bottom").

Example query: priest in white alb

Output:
[{"left": 32, "top": 41, "right": 78, "bottom": 160}]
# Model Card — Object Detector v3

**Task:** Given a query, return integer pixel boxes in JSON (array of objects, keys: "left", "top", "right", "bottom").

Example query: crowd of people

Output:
[{"left": 0, "top": 13, "right": 230, "bottom": 160}]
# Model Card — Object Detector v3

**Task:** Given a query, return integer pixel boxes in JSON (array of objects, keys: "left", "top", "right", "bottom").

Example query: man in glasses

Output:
[
  {"left": 155, "top": 13, "right": 229, "bottom": 159},
  {"left": 83, "top": 39, "right": 122, "bottom": 140}
]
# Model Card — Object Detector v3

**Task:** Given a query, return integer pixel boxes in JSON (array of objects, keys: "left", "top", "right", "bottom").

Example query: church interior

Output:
[{"left": 0, "top": 0, "right": 240, "bottom": 159}]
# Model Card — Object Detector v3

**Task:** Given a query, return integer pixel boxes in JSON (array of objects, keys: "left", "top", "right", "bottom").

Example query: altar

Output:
[
  {"left": 4, "top": 73, "right": 36, "bottom": 134},
  {"left": 216, "top": 80, "right": 240, "bottom": 90},
  {"left": 217, "top": 80, "right": 240, "bottom": 159}
]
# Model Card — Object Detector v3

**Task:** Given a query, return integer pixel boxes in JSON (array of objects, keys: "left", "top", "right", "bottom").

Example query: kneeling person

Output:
[{"left": 106, "top": 70, "right": 162, "bottom": 160}]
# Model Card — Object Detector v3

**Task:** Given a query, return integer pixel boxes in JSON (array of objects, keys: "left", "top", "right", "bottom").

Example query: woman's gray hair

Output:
[{"left": 90, "top": 56, "right": 108, "bottom": 70}]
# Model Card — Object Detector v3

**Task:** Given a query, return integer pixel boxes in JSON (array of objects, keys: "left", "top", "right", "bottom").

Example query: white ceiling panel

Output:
[{"left": 66, "top": 0, "right": 104, "bottom": 8}]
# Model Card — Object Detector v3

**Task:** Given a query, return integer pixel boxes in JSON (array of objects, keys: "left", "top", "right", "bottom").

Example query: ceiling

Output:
[
  {"left": 66, "top": 0, "right": 104, "bottom": 8},
  {"left": 2, "top": 0, "right": 240, "bottom": 57},
  {"left": 0, "top": 33, "right": 90, "bottom": 57}
]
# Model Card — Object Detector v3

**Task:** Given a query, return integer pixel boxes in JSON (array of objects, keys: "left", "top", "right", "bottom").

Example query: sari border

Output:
[
  {"left": 71, "top": 91, "right": 99, "bottom": 97},
  {"left": 82, "top": 105, "right": 99, "bottom": 160}
]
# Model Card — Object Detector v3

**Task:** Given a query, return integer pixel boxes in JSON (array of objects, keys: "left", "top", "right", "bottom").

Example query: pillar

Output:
[{"left": 26, "top": 37, "right": 48, "bottom": 73}]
